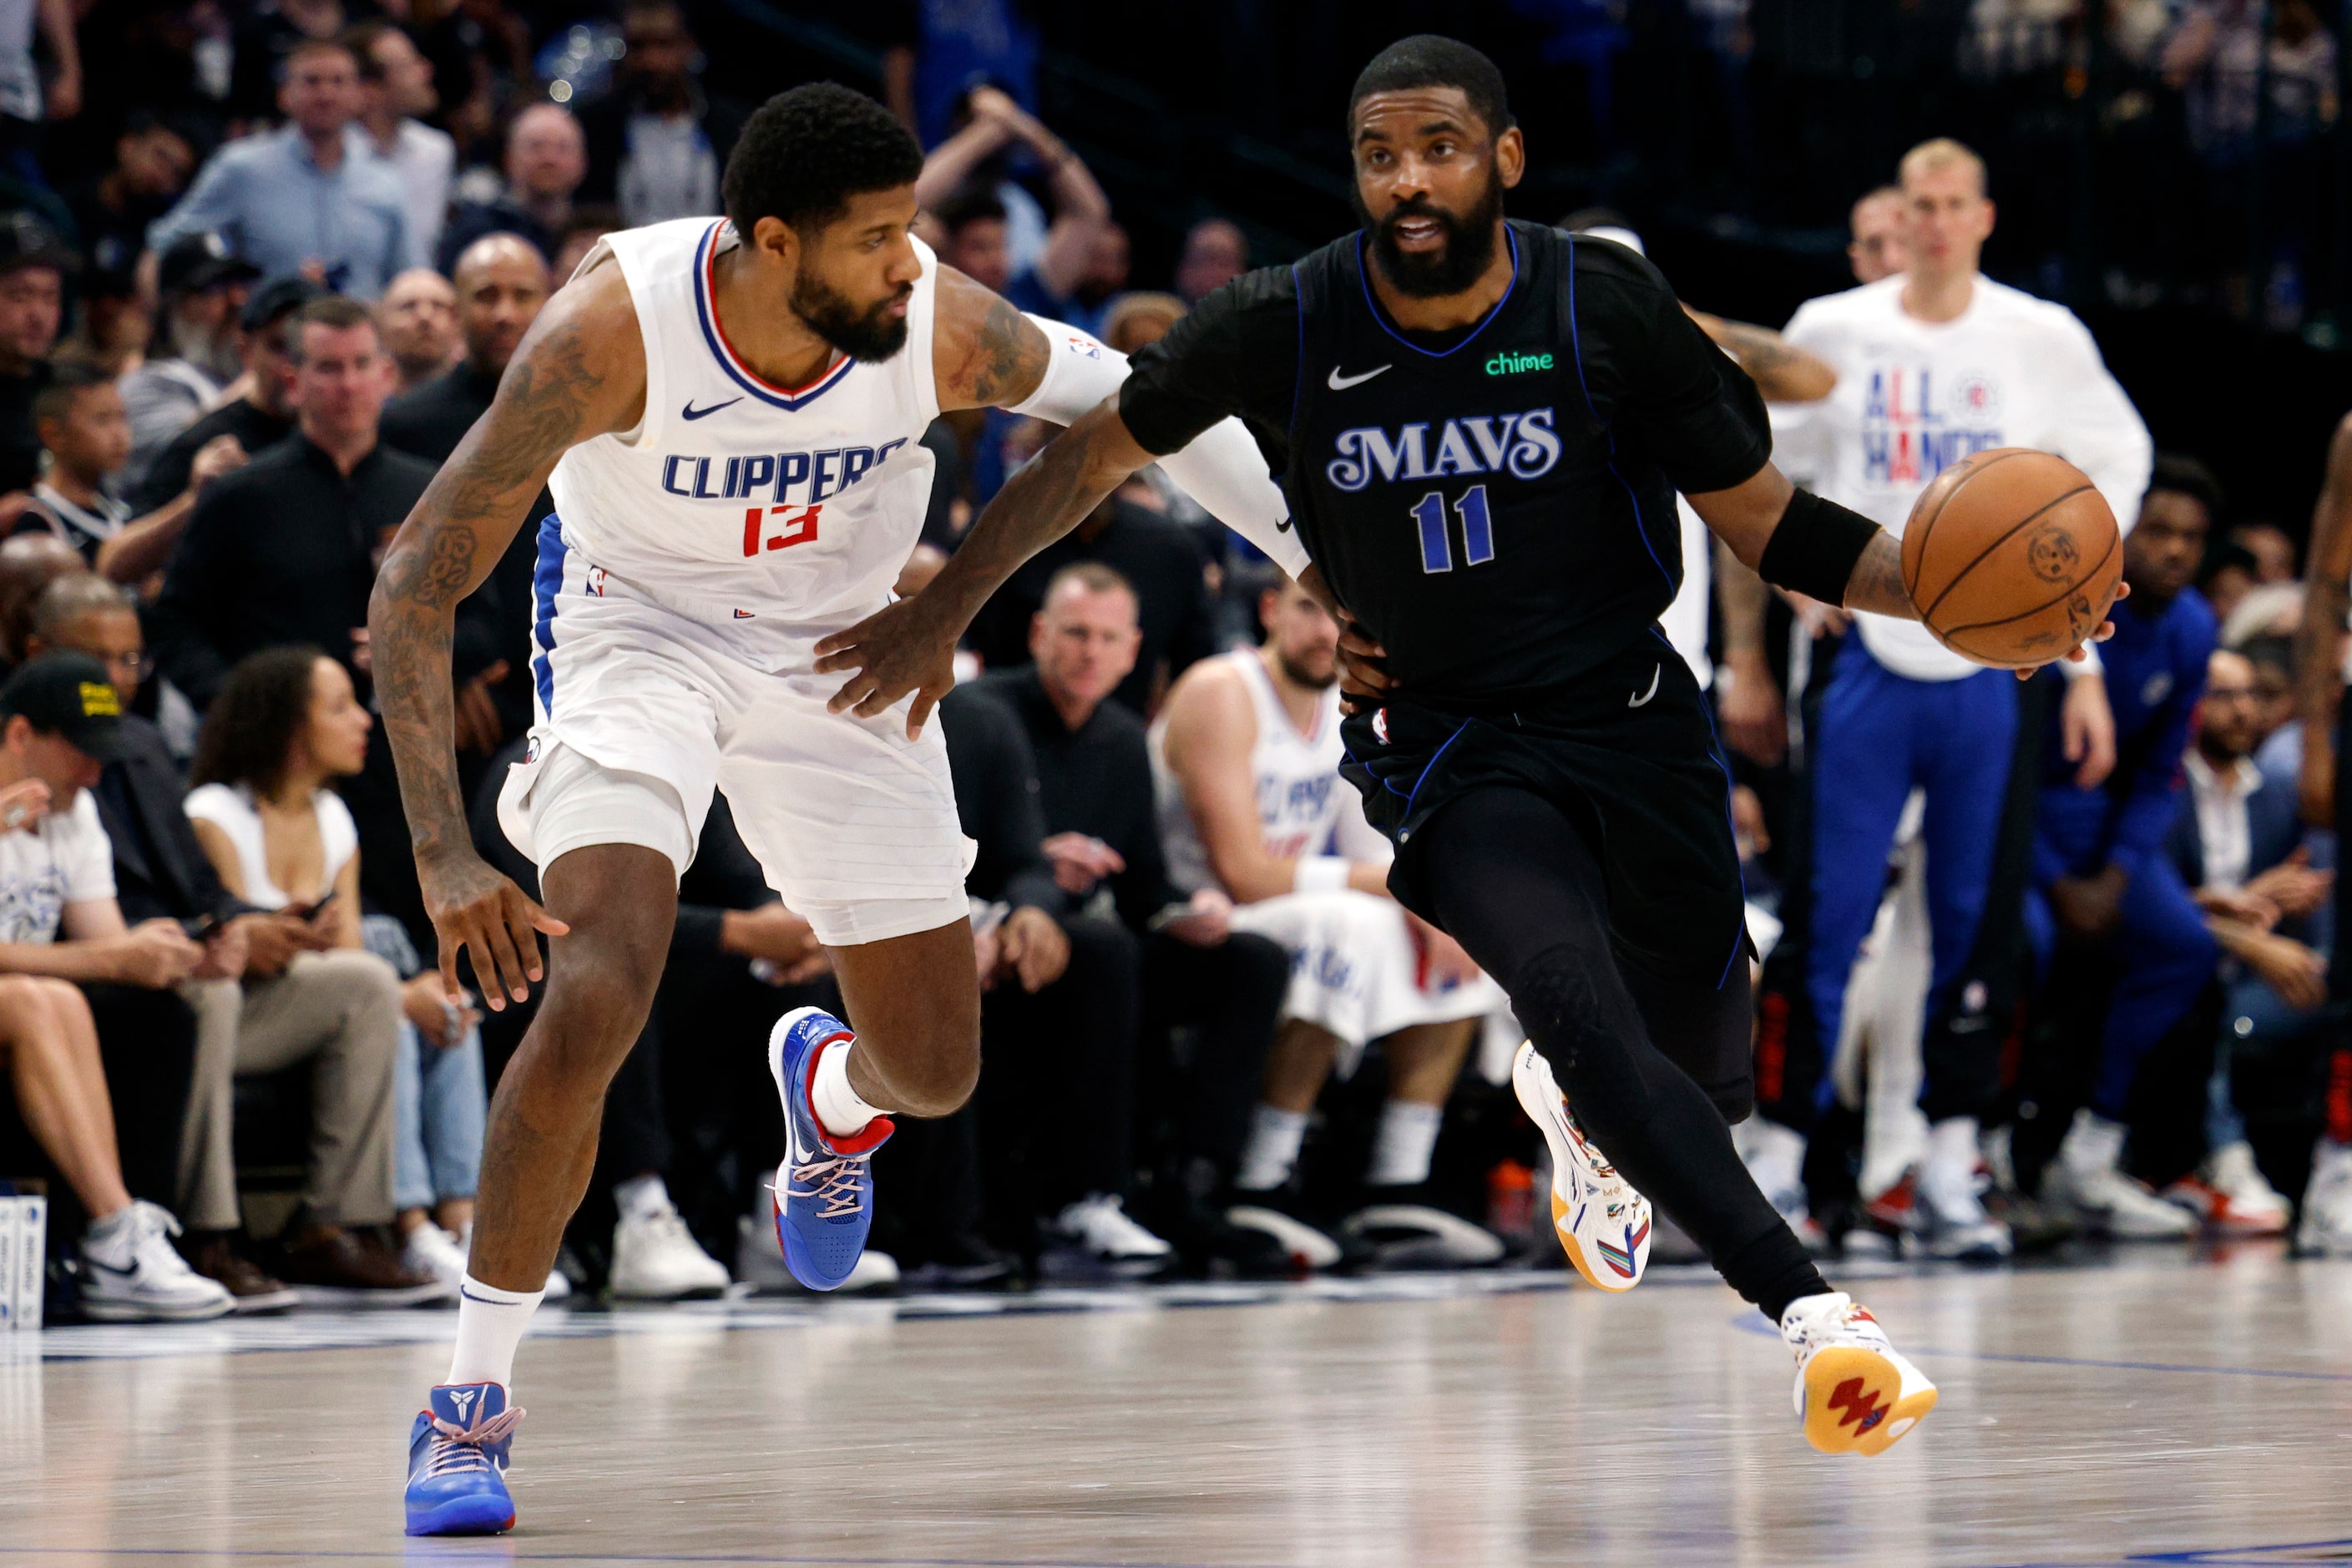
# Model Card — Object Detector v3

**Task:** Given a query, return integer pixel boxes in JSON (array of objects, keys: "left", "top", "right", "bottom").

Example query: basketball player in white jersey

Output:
[
  {"left": 371, "top": 84, "right": 1301, "bottom": 1537},
  {"left": 1154, "top": 574, "right": 1506, "bottom": 1266}
]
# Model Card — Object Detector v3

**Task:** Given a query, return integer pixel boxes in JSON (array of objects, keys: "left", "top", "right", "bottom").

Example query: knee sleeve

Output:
[{"left": 1510, "top": 942, "right": 1657, "bottom": 1140}]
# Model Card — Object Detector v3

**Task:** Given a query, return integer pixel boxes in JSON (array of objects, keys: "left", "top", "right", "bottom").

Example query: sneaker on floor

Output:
[
  {"left": 277, "top": 1225, "right": 452, "bottom": 1308},
  {"left": 767, "top": 1005, "right": 892, "bottom": 1292},
  {"left": 1512, "top": 1040, "right": 1651, "bottom": 1291},
  {"left": 1915, "top": 1155, "right": 2014, "bottom": 1261},
  {"left": 2041, "top": 1109, "right": 2195, "bottom": 1239},
  {"left": 1779, "top": 1292, "right": 1938, "bottom": 1457},
  {"left": 1152, "top": 1197, "right": 1293, "bottom": 1278},
  {"left": 1223, "top": 1195, "right": 1351, "bottom": 1272},
  {"left": 2166, "top": 1141, "right": 2291, "bottom": 1236},
  {"left": 2298, "top": 1139, "right": 2352, "bottom": 1256},
  {"left": 184, "top": 1232, "right": 298, "bottom": 1315},
  {"left": 1053, "top": 1193, "right": 1175, "bottom": 1272},
  {"left": 1342, "top": 1187, "right": 1506, "bottom": 1269},
  {"left": 404, "top": 1383, "right": 521, "bottom": 1536},
  {"left": 400, "top": 1222, "right": 470, "bottom": 1291},
  {"left": 899, "top": 1232, "right": 1017, "bottom": 1290},
  {"left": 733, "top": 1212, "right": 898, "bottom": 1293},
  {"left": 78, "top": 1203, "right": 234, "bottom": 1323},
  {"left": 609, "top": 1199, "right": 731, "bottom": 1300}
]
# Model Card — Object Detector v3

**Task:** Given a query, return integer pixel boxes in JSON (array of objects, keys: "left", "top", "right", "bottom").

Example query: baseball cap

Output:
[
  {"left": 0, "top": 652, "right": 132, "bottom": 761},
  {"left": 0, "top": 211, "right": 77, "bottom": 278},
  {"left": 240, "top": 274, "right": 327, "bottom": 332},
  {"left": 158, "top": 231, "right": 260, "bottom": 297}
]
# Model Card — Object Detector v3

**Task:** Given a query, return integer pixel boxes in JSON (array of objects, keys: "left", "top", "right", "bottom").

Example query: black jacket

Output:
[
  {"left": 93, "top": 713, "right": 253, "bottom": 928},
  {"left": 938, "top": 682, "right": 1061, "bottom": 916}
]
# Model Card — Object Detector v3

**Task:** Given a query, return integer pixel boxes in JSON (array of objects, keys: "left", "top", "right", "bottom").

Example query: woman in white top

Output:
[{"left": 185, "top": 647, "right": 497, "bottom": 1292}]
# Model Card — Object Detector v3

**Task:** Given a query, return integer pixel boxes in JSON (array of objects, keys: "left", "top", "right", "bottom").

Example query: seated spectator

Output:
[
  {"left": 437, "top": 104, "right": 585, "bottom": 273},
  {"left": 966, "top": 458, "right": 1216, "bottom": 716},
  {"left": 915, "top": 85, "right": 1110, "bottom": 325},
  {"left": 0, "top": 211, "right": 69, "bottom": 501},
  {"left": 183, "top": 645, "right": 446, "bottom": 1305},
  {"left": 350, "top": 21, "right": 455, "bottom": 267},
  {"left": 2232, "top": 520, "right": 2298, "bottom": 584},
  {"left": 377, "top": 266, "right": 459, "bottom": 394},
  {"left": 0, "top": 651, "right": 228, "bottom": 1320},
  {"left": 576, "top": 0, "right": 746, "bottom": 228},
  {"left": 2199, "top": 539, "right": 2258, "bottom": 628},
  {"left": 10, "top": 362, "right": 244, "bottom": 586},
  {"left": 0, "top": 530, "right": 83, "bottom": 673},
  {"left": 129, "top": 274, "right": 318, "bottom": 515},
  {"left": 118, "top": 232, "right": 255, "bottom": 490},
  {"left": 382, "top": 232, "right": 549, "bottom": 746},
  {"left": 1101, "top": 291, "right": 1184, "bottom": 357},
  {"left": 2164, "top": 646, "right": 2326, "bottom": 1234},
  {"left": 1154, "top": 574, "right": 1505, "bottom": 1268},
  {"left": 61, "top": 267, "right": 153, "bottom": 380},
  {"left": 149, "top": 295, "right": 436, "bottom": 708},
  {"left": 551, "top": 204, "right": 620, "bottom": 283},
  {"left": 2242, "top": 634, "right": 2304, "bottom": 781},
  {"left": 65, "top": 114, "right": 197, "bottom": 288},
  {"left": 148, "top": 37, "right": 416, "bottom": 300},
  {"left": 2030, "top": 477, "right": 2217, "bottom": 1240},
  {"left": 1173, "top": 217, "right": 1247, "bottom": 304}
]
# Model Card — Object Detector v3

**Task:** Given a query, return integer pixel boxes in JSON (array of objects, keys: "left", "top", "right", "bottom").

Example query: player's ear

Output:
[
  {"left": 747, "top": 215, "right": 802, "bottom": 276},
  {"left": 1495, "top": 125, "right": 1525, "bottom": 190}
]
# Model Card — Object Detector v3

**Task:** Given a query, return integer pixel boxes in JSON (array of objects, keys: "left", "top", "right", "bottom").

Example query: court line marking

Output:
[
  {"left": 0, "top": 1550, "right": 1281, "bottom": 1567},
  {"left": 1725, "top": 1311, "right": 2352, "bottom": 1382},
  {"left": 1979, "top": 1538, "right": 2352, "bottom": 1566}
]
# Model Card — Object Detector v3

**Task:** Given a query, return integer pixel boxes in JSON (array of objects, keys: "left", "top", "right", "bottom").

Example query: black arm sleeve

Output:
[{"left": 1117, "top": 266, "right": 1302, "bottom": 458}]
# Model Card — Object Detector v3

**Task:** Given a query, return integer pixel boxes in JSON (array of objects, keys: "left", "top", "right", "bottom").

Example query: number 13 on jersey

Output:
[
  {"left": 744, "top": 503, "right": 822, "bottom": 557},
  {"left": 1410, "top": 483, "right": 1493, "bottom": 574}
]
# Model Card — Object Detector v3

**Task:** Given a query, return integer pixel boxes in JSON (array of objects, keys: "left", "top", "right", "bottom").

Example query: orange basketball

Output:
[{"left": 1899, "top": 448, "right": 2122, "bottom": 670}]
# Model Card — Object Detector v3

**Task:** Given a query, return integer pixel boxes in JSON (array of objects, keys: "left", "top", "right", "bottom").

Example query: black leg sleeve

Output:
[{"left": 1417, "top": 787, "right": 1827, "bottom": 1322}]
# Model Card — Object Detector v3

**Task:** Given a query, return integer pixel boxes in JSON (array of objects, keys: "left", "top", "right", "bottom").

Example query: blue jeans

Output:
[{"left": 393, "top": 1021, "right": 487, "bottom": 1212}]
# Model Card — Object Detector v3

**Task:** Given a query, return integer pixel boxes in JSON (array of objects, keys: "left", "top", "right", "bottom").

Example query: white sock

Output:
[
  {"left": 447, "top": 1273, "right": 545, "bottom": 1390},
  {"left": 83, "top": 1206, "right": 136, "bottom": 1252},
  {"left": 810, "top": 1037, "right": 888, "bottom": 1139},
  {"left": 1925, "top": 1115, "right": 1980, "bottom": 1175},
  {"left": 1234, "top": 1105, "right": 1308, "bottom": 1191},
  {"left": 614, "top": 1172, "right": 670, "bottom": 1221},
  {"left": 1367, "top": 1099, "right": 1445, "bottom": 1187}
]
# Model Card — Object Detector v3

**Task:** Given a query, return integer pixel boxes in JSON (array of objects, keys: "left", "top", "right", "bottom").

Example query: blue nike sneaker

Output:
[
  {"left": 768, "top": 1005, "right": 893, "bottom": 1291},
  {"left": 404, "top": 1383, "right": 522, "bottom": 1536}
]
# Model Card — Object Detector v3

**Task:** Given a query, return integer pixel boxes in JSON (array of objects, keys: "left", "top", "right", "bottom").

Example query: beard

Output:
[
  {"left": 793, "top": 273, "right": 912, "bottom": 362},
  {"left": 1277, "top": 649, "right": 1338, "bottom": 691},
  {"left": 1360, "top": 169, "right": 1505, "bottom": 300}
]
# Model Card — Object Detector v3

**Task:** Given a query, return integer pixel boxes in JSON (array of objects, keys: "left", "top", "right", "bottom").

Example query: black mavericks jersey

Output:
[{"left": 1120, "top": 220, "right": 1772, "bottom": 706}]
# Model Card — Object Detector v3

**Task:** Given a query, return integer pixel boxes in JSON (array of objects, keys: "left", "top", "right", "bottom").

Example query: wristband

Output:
[
  {"left": 1293, "top": 856, "right": 1352, "bottom": 894},
  {"left": 1757, "top": 488, "right": 1881, "bottom": 605}
]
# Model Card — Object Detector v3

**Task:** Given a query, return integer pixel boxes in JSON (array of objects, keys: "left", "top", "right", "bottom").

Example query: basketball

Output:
[{"left": 1899, "top": 448, "right": 2123, "bottom": 670}]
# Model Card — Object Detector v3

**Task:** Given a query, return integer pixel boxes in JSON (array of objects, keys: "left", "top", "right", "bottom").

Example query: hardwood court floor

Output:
[{"left": 3, "top": 1248, "right": 2349, "bottom": 1567}]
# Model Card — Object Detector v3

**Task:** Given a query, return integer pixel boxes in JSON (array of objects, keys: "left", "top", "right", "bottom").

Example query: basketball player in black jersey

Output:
[{"left": 818, "top": 36, "right": 2111, "bottom": 1456}]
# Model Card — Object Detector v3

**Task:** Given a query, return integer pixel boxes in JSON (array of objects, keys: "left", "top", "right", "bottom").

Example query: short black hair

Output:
[
  {"left": 2147, "top": 453, "right": 2226, "bottom": 518},
  {"left": 721, "top": 83, "right": 923, "bottom": 239},
  {"left": 1348, "top": 35, "right": 1514, "bottom": 139},
  {"left": 33, "top": 360, "right": 113, "bottom": 428},
  {"left": 289, "top": 294, "right": 377, "bottom": 362},
  {"left": 934, "top": 186, "right": 1009, "bottom": 238},
  {"left": 192, "top": 645, "right": 328, "bottom": 799}
]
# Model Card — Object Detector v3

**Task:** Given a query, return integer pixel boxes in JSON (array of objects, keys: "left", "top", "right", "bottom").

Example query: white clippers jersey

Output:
[
  {"left": 1771, "top": 274, "right": 2152, "bottom": 681},
  {"left": 545, "top": 218, "right": 940, "bottom": 662},
  {"left": 1153, "top": 650, "right": 1347, "bottom": 896}
]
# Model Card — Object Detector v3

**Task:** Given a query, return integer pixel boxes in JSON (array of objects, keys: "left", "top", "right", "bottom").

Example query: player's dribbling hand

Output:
[
  {"left": 420, "top": 851, "right": 569, "bottom": 1010},
  {"left": 812, "top": 596, "right": 959, "bottom": 740},
  {"left": 2012, "top": 579, "right": 2130, "bottom": 680}
]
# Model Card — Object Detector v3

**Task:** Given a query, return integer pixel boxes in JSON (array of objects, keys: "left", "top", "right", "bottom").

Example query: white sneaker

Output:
[
  {"left": 609, "top": 1197, "right": 731, "bottom": 1299},
  {"left": 1341, "top": 1200, "right": 1506, "bottom": 1267},
  {"left": 2041, "top": 1109, "right": 2195, "bottom": 1238},
  {"left": 442, "top": 1225, "right": 574, "bottom": 1301},
  {"left": 400, "top": 1222, "right": 469, "bottom": 1290},
  {"left": 2165, "top": 1141, "right": 2291, "bottom": 1236},
  {"left": 1511, "top": 1040, "right": 1651, "bottom": 1290},
  {"left": 731, "top": 1211, "right": 899, "bottom": 1292},
  {"left": 1224, "top": 1203, "right": 1345, "bottom": 1270},
  {"left": 2298, "top": 1139, "right": 2352, "bottom": 1256},
  {"left": 1053, "top": 1193, "right": 1174, "bottom": 1269},
  {"left": 1916, "top": 1120, "right": 2013, "bottom": 1260},
  {"left": 77, "top": 1202, "right": 234, "bottom": 1323},
  {"left": 1778, "top": 1291, "right": 1938, "bottom": 1456}
]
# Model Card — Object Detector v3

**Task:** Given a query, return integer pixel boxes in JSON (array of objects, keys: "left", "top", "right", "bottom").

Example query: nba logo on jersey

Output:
[{"left": 1372, "top": 707, "right": 1390, "bottom": 745}]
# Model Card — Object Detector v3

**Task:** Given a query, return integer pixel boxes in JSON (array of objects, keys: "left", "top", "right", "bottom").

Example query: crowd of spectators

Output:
[{"left": 2, "top": 3, "right": 2349, "bottom": 1330}]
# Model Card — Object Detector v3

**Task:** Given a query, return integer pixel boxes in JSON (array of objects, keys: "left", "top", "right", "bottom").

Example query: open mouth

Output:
[{"left": 1390, "top": 215, "right": 1447, "bottom": 251}]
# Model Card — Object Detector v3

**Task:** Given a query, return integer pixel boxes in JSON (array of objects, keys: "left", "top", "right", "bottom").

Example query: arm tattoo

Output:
[
  {"left": 369, "top": 314, "right": 599, "bottom": 870},
  {"left": 1842, "top": 531, "right": 1917, "bottom": 620},
  {"left": 955, "top": 295, "right": 1050, "bottom": 409}
]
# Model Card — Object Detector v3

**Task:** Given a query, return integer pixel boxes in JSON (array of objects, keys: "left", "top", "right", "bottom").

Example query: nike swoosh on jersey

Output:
[
  {"left": 1327, "top": 365, "right": 1392, "bottom": 391},
  {"left": 680, "top": 397, "right": 744, "bottom": 421},
  {"left": 1627, "top": 665, "right": 1661, "bottom": 708}
]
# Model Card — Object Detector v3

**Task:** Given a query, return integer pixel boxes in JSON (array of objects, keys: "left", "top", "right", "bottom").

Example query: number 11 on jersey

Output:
[{"left": 1410, "top": 484, "right": 1494, "bottom": 574}]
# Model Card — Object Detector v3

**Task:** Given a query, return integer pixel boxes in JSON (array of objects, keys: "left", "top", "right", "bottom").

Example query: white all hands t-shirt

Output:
[{"left": 0, "top": 791, "right": 118, "bottom": 944}]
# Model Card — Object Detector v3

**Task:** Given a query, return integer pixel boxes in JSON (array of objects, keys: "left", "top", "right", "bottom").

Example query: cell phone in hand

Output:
[{"left": 296, "top": 890, "right": 339, "bottom": 922}]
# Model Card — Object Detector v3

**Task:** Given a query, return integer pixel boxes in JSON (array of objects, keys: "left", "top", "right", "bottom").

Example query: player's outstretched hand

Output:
[
  {"left": 2012, "top": 579, "right": 2131, "bottom": 681},
  {"left": 813, "top": 596, "right": 959, "bottom": 740},
  {"left": 421, "top": 851, "right": 569, "bottom": 1011}
]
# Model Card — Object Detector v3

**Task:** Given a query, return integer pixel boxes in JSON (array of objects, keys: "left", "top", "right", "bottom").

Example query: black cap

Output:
[
  {"left": 0, "top": 211, "right": 76, "bottom": 279},
  {"left": 239, "top": 274, "right": 326, "bottom": 332},
  {"left": 158, "top": 231, "right": 260, "bottom": 297},
  {"left": 0, "top": 653, "right": 132, "bottom": 761}
]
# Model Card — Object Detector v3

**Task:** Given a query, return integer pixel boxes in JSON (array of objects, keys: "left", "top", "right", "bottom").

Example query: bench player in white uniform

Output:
[
  {"left": 370, "top": 85, "right": 1302, "bottom": 1537},
  {"left": 1154, "top": 574, "right": 1506, "bottom": 1266}
]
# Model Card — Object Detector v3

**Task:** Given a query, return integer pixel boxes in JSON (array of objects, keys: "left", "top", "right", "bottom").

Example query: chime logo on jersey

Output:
[
  {"left": 1859, "top": 367, "right": 2002, "bottom": 485},
  {"left": 1324, "top": 407, "right": 1561, "bottom": 492}
]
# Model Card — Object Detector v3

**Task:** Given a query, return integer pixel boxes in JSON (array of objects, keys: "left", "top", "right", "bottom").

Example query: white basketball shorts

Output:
[
  {"left": 1228, "top": 889, "right": 1506, "bottom": 1075},
  {"left": 496, "top": 555, "right": 974, "bottom": 948}
]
